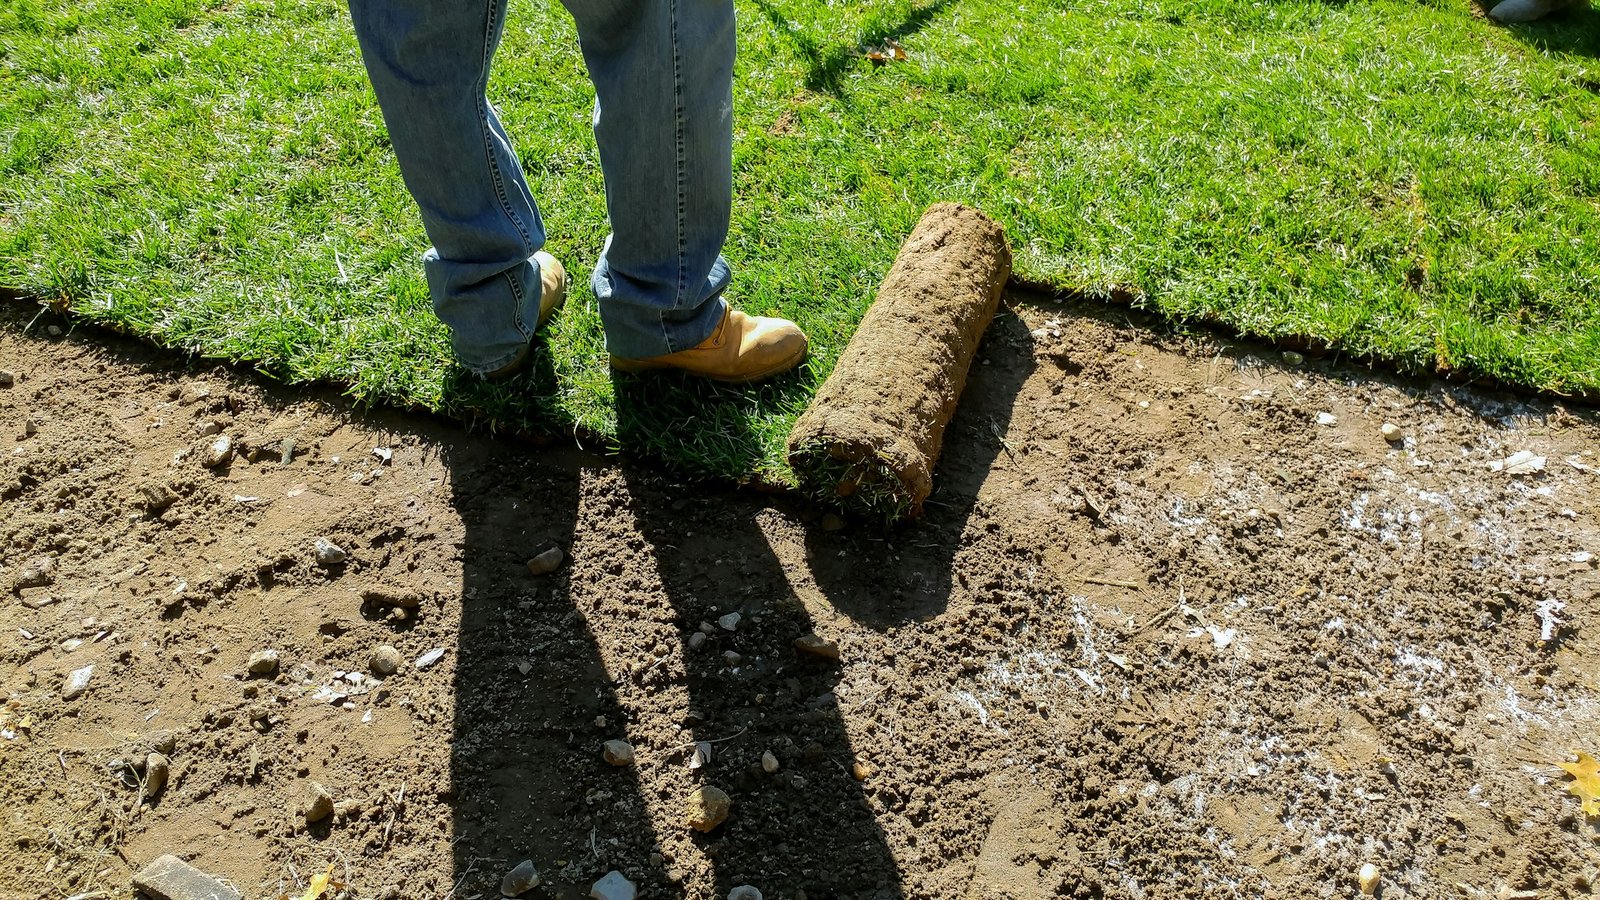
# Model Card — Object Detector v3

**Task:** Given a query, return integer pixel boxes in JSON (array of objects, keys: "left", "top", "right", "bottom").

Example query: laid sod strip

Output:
[
  {"left": 789, "top": 203, "right": 1010, "bottom": 520},
  {"left": 2, "top": 0, "right": 1598, "bottom": 484}
]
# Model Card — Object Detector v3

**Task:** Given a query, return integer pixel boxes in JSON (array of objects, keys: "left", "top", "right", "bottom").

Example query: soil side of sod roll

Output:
[{"left": 787, "top": 202, "right": 1012, "bottom": 519}]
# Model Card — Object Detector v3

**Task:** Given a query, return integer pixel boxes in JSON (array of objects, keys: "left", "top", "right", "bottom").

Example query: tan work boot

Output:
[
  {"left": 483, "top": 250, "right": 568, "bottom": 381},
  {"left": 610, "top": 307, "right": 809, "bottom": 383}
]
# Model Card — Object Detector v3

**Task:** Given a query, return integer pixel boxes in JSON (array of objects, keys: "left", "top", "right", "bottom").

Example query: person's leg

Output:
[
  {"left": 347, "top": 0, "right": 560, "bottom": 376},
  {"left": 559, "top": 0, "right": 735, "bottom": 358}
]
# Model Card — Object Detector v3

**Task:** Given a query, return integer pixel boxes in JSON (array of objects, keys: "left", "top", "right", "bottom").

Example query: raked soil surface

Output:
[{"left": 2, "top": 295, "right": 1599, "bottom": 900}]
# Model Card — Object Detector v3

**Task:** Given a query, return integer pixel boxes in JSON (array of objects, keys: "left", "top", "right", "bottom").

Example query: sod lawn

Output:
[{"left": 2, "top": 0, "right": 1597, "bottom": 482}]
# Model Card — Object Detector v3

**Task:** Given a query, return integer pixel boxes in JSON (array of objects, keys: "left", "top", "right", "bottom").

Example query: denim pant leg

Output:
[
  {"left": 348, "top": 0, "right": 548, "bottom": 375},
  {"left": 562, "top": 0, "right": 736, "bottom": 359}
]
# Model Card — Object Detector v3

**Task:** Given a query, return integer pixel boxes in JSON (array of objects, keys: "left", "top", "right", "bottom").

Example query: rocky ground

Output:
[{"left": 2, "top": 295, "right": 1598, "bottom": 900}]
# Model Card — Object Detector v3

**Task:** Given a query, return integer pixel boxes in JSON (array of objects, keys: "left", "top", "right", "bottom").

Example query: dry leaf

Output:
[
  {"left": 295, "top": 863, "right": 337, "bottom": 900},
  {"left": 688, "top": 741, "right": 712, "bottom": 770},
  {"left": 1557, "top": 751, "right": 1600, "bottom": 816}
]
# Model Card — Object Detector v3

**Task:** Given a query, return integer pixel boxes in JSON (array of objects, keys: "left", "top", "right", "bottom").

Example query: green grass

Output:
[{"left": 2, "top": 0, "right": 1597, "bottom": 483}]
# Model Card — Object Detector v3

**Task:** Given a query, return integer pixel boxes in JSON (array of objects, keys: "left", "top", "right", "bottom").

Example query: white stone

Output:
[
  {"left": 62, "top": 665, "right": 94, "bottom": 700},
  {"left": 589, "top": 870, "right": 636, "bottom": 900}
]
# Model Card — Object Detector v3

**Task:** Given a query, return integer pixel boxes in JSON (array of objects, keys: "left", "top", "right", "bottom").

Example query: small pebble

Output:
[
  {"left": 46, "top": 324, "right": 62, "bottom": 337},
  {"left": 62, "top": 665, "right": 94, "bottom": 700},
  {"left": 851, "top": 760, "right": 872, "bottom": 781},
  {"left": 500, "top": 860, "right": 540, "bottom": 897},
  {"left": 526, "top": 546, "right": 565, "bottom": 576},
  {"left": 1358, "top": 862, "right": 1380, "bottom": 895},
  {"left": 687, "top": 632, "right": 707, "bottom": 650},
  {"left": 1281, "top": 351, "right": 1304, "bottom": 365},
  {"left": 142, "top": 752, "right": 170, "bottom": 801},
  {"left": 13, "top": 555, "right": 56, "bottom": 590},
  {"left": 195, "top": 420, "right": 222, "bottom": 436},
  {"left": 0, "top": 370, "right": 14, "bottom": 387},
  {"left": 1315, "top": 412, "right": 1338, "bottom": 426},
  {"left": 246, "top": 649, "right": 280, "bottom": 677},
  {"left": 718, "top": 612, "right": 741, "bottom": 631},
  {"left": 602, "top": 740, "right": 636, "bottom": 767},
  {"left": 761, "top": 750, "right": 780, "bottom": 774},
  {"left": 314, "top": 538, "right": 347, "bottom": 566},
  {"left": 302, "top": 781, "right": 334, "bottom": 822},
  {"left": 203, "top": 435, "right": 234, "bottom": 468},
  {"left": 139, "top": 482, "right": 179, "bottom": 511},
  {"left": 728, "top": 887, "right": 763, "bottom": 900},
  {"left": 589, "top": 870, "right": 636, "bottom": 900},
  {"left": 698, "top": 620, "right": 716, "bottom": 635},
  {"left": 1380, "top": 423, "right": 1403, "bottom": 442},
  {"left": 686, "top": 785, "right": 731, "bottom": 831},
  {"left": 369, "top": 645, "right": 401, "bottom": 676},
  {"left": 794, "top": 633, "right": 841, "bottom": 661},
  {"left": 414, "top": 647, "right": 446, "bottom": 670},
  {"left": 723, "top": 650, "right": 743, "bottom": 666}
]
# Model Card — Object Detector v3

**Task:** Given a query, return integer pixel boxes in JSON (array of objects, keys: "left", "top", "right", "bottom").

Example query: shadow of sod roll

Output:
[{"left": 787, "top": 202, "right": 1012, "bottom": 520}]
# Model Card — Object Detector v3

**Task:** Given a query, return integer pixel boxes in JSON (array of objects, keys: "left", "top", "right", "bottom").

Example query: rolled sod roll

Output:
[{"left": 787, "top": 202, "right": 1011, "bottom": 519}]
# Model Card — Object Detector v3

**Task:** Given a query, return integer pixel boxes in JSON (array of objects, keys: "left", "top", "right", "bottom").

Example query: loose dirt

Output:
[{"left": 2, "top": 295, "right": 1598, "bottom": 900}]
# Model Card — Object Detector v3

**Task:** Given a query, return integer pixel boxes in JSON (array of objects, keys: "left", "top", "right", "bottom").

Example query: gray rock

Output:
[
  {"left": 302, "top": 781, "right": 334, "bottom": 822},
  {"left": 0, "top": 370, "right": 13, "bottom": 387},
  {"left": 728, "top": 887, "right": 764, "bottom": 900},
  {"left": 602, "top": 739, "right": 636, "bottom": 767},
  {"left": 370, "top": 644, "right": 402, "bottom": 676},
  {"left": 526, "top": 546, "right": 564, "bottom": 576},
  {"left": 687, "top": 631, "right": 707, "bottom": 651},
  {"left": 718, "top": 611, "right": 741, "bottom": 631},
  {"left": 313, "top": 538, "right": 347, "bottom": 566},
  {"left": 761, "top": 750, "right": 780, "bottom": 774},
  {"left": 62, "top": 665, "right": 93, "bottom": 700},
  {"left": 414, "top": 647, "right": 446, "bottom": 670},
  {"left": 589, "top": 870, "right": 636, "bottom": 900},
  {"left": 723, "top": 650, "right": 743, "bottom": 666},
  {"left": 132, "top": 854, "right": 242, "bottom": 900},
  {"left": 500, "top": 859, "right": 540, "bottom": 897},
  {"left": 246, "top": 650, "right": 280, "bottom": 677}
]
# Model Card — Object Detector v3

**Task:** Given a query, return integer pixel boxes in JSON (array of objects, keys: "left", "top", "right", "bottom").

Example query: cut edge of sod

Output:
[{"left": 786, "top": 436, "right": 915, "bottom": 522}]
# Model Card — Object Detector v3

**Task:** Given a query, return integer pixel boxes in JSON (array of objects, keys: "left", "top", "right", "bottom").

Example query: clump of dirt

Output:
[
  {"left": 2, "top": 296, "right": 1598, "bottom": 899},
  {"left": 789, "top": 203, "right": 1010, "bottom": 518}
]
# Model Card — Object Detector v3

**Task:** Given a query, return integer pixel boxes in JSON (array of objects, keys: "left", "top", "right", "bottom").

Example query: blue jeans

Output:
[{"left": 347, "top": 0, "right": 735, "bottom": 372}]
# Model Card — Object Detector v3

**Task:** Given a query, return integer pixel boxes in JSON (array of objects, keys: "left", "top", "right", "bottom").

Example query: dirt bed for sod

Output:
[{"left": 1, "top": 296, "right": 1598, "bottom": 899}]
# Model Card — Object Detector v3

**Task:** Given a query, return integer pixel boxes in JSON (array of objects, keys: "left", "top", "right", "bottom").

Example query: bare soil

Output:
[{"left": 2, "top": 295, "right": 1598, "bottom": 900}]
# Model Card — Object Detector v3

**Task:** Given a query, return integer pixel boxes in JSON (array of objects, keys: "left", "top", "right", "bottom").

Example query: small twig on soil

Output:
[
  {"left": 1083, "top": 577, "right": 1140, "bottom": 590},
  {"left": 658, "top": 726, "right": 749, "bottom": 761},
  {"left": 1128, "top": 576, "right": 1186, "bottom": 636},
  {"left": 58, "top": 749, "right": 69, "bottom": 775},
  {"left": 443, "top": 855, "right": 480, "bottom": 900}
]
